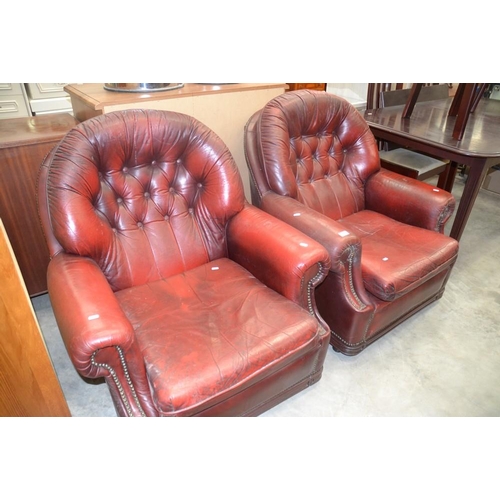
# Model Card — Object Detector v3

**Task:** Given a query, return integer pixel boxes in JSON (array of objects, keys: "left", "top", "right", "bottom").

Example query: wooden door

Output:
[{"left": 0, "top": 219, "right": 71, "bottom": 417}]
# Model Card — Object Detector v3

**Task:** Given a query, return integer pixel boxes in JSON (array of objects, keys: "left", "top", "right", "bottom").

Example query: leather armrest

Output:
[
  {"left": 365, "top": 169, "right": 456, "bottom": 233},
  {"left": 47, "top": 252, "right": 136, "bottom": 379},
  {"left": 259, "top": 192, "right": 362, "bottom": 274},
  {"left": 227, "top": 204, "right": 330, "bottom": 316},
  {"left": 257, "top": 192, "right": 374, "bottom": 310}
]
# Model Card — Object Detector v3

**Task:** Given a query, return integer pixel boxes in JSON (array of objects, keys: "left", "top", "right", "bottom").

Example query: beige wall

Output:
[{"left": 104, "top": 87, "right": 285, "bottom": 202}]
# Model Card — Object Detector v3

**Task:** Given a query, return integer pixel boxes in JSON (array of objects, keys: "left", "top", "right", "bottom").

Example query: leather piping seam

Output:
[
  {"left": 344, "top": 246, "right": 367, "bottom": 310},
  {"left": 436, "top": 200, "right": 454, "bottom": 232},
  {"left": 91, "top": 346, "right": 146, "bottom": 417},
  {"left": 243, "top": 120, "right": 264, "bottom": 200},
  {"left": 245, "top": 147, "right": 263, "bottom": 199},
  {"left": 307, "top": 262, "right": 325, "bottom": 315},
  {"left": 239, "top": 367, "right": 323, "bottom": 417},
  {"left": 311, "top": 328, "right": 325, "bottom": 375},
  {"left": 330, "top": 328, "right": 365, "bottom": 347},
  {"left": 306, "top": 263, "right": 328, "bottom": 373},
  {"left": 330, "top": 327, "right": 373, "bottom": 347}
]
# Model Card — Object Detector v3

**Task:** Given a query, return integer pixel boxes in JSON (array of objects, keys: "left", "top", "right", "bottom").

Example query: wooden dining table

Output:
[{"left": 363, "top": 96, "right": 500, "bottom": 241}]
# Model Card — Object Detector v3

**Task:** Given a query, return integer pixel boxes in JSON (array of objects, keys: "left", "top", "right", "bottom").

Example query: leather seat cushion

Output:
[
  {"left": 115, "top": 257, "right": 322, "bottom": 416},
  {"left": 339, "top": 210, "right": 458, "bottom": 302}
]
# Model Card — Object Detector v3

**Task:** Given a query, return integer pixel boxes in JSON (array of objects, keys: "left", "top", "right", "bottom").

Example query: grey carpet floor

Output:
[{"left": 32, "top": 174, "right": 500, "bottom": 417}]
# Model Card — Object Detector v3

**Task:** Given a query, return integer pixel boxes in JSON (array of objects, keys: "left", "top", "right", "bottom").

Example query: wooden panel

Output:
[
  {"left": 0, "top": 113, "right": 78, "bottom": 296},
  {"left": 64, "top": 83, "right": 287, "bottom": 110},
  {"left": 69, "top": 96, "right": 102, "bottom": 122},
  {"left": 0, "top": 219, "right": 70, "bottom": 416},
  {"left": 75, "top": 86, "right": 286, "bottom": 203},
  {"left": 286, "top": 83, "right": 326, "bottom": 92}
]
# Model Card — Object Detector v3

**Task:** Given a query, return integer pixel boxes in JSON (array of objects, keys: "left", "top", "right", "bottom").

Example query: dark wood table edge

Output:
[{"left": 365, "top": 122, "right": 500, "bottom": 242}]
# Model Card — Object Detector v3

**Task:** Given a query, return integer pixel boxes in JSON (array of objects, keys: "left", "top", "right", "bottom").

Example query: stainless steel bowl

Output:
[{"left": 103, "top": 83, "right": 184, "bottom": 92}]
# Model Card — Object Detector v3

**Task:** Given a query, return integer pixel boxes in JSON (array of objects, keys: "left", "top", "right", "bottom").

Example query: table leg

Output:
[
  {"left": 450, "top": 160, "right": 488, "bottom": 241},
  {"left": 443, "top": 161, "right": 459, "bottom": 193}
]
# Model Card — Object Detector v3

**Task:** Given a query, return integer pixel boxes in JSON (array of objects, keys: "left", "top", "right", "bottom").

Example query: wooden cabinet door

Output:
[
  {"left": 0, "top": 113, "right": 78, "bottom": 296},
  {"left": 0, "top": 219, "right": 70, "bottom": 417}
]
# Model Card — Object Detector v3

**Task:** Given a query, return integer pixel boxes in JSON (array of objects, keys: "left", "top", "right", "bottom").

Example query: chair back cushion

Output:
[
  {"left": 250, "top": 90, "right": 380, "bottom": 219},
  {"left": 44, "top": 109, "right": 245, "bottom": 291}
]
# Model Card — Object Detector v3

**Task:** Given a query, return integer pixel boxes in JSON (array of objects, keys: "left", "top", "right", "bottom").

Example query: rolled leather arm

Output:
[
  {"left": 259, "top": 192, "right": 361, "bottom": 273},
  {"left": 47, "top": 252, "right": 137, "bottom": 379},
  {"left": 365, "top": 169, "right": 456, "bottom": 233},
  {"left": 227, "top": 204, "right": 330, "bottom": 315},
  {"left": 257, "top": 193, "right": 373, "bottom": 310}
]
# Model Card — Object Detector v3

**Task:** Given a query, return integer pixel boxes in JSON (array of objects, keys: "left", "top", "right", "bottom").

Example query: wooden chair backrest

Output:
[
  {"left": 380, "top": 84, "right": 450, "bottom": 108},
  {"left": 366, "top": 83, "right": 404, "bottom": 109}
]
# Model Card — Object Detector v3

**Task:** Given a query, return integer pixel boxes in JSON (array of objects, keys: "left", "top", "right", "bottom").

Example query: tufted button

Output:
[
  {"left": 144, "top": 192, "right": 150, "bottom": 199},
  {"left": 137, "top": 222, "right": 144, "bottom": 228},
  {"left": 164, "top": 215, "right": 170, "bottom": 221},
  {"left": 197, "top": 182, "right": 203, "bottom": 188},
  {"left": 188, "top": 208, "right": 194, "bottom": 214},
  {"left": 117, "top": 197, "right": 123, "bottom": 203},
  {"left": 169, "top": 187, "right": 175, "bottom": 193},
  {"left": 151, "top": 160, "right": 157, "bottom": 166},
  {"left": 123, "top": 167, "right": 129, "bottom": 173}
]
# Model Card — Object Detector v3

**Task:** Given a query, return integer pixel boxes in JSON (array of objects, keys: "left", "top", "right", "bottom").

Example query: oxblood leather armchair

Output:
[
  {"left": 37, "top": 109, "right": 331, "bottom": 416},
  {"left": 244, "top": 90, "right": 459, "bottom": 355}
]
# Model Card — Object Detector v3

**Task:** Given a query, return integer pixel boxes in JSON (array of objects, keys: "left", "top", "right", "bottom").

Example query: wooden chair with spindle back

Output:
[{"left": 366, "top": 83, "right": 453, "bottom": 191}]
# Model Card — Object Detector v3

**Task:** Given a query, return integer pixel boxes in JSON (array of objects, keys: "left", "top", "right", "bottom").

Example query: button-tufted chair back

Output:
[
  {"left": 38, "top": 107, "right": 333, "bottom": 416},
  {"left": 249, "top": 90, "right": 381, "bottom": 219},
  {"left": 245, "top": 90, "right": 459, "bottom": 355},
  {"left": 40, "top": 109, "right": 246, "bottom": 292}
]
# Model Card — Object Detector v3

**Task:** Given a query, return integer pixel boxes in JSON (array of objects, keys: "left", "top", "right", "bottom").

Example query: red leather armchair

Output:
[
  {"left": 37, "top": 109, "right": 331, "bottom": 416},
  {"left": 244, "top": 90, "right": 459, "bottom": 355}
]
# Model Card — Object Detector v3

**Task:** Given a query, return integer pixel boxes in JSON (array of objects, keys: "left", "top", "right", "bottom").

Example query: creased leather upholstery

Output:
[
  {"left": 338, "top": 210, "right": 458, "bottom": 301},
  {"left": 46, "top": 110, "right": 243, "bottom": 291},
  {"left": 244, "top": 90, "right": 459, "bottom": 355},
  {"left": 38, "top": 108, "right": 331, "bottom": 416},
  {"left": 116, "top": 258, "right": 322, "bottom": 416}
]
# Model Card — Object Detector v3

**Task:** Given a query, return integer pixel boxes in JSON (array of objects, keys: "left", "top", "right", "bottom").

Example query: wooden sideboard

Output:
[
  {"left": 64, "top": 83, "right": 287, "bottom": 201},
  {"left": 0, "top": 218, "right": 70, "bottom": 416},
  {"left": 0, "top": 113, "right": 79, "bottom": 296}
]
